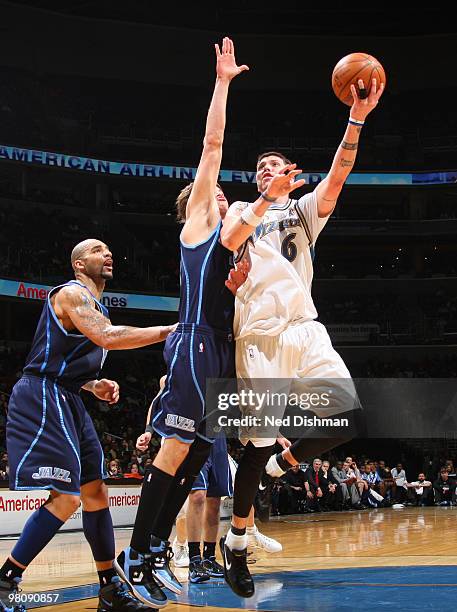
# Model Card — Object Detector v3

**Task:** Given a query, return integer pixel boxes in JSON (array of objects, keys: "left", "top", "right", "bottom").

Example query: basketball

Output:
[{"left": 331, "top": 53, "right": 386, "bottom": 106}]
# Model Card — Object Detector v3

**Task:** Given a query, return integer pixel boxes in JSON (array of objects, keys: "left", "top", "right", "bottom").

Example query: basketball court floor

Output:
[{"left": 1, "top": 507, "right": 456, "bottom": 611}]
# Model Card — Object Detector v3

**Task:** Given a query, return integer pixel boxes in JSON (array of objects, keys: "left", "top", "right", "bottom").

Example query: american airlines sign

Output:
[{"left": 0, "top": 278, "right": 178, "bottom": 312}]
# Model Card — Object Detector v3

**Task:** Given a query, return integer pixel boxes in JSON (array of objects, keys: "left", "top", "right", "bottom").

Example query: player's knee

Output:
[
  {"left": 175, "top": 438, "right": 212, "bottom": 480},
  {"left": 160, "top": 438, "right": 191, "bottom": 469},
  {"left": 51, "top": 493, "right": 81, "bottom": 518},
  {"left": 81, "top": 480, "right": 109, "bottom": 510},
  {"left": 189, "top": 489, "right": 206, "bottom": 508}
]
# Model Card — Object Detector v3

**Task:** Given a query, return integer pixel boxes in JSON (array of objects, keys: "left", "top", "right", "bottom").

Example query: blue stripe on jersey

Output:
[
  {"left": 199, "top": 469, "right": 208, "bottom": 489},
  {"left": 228, "top": 460, "right": 233, "bottom": 497},
  {"left": 152, "top": 334, "right": 184, "bottom": 426},
  {"left": 47, "top": 284, "right": 85, "bottom": 338},
  {"left": 40, "top": 309, "right": 51, "bottom": 373},
  {"left": 181, "top": 257, "right": 191, "bottom": 323},
  {"left": 189, "top": 324, "right": 205, "bottom": 417},
  {"left": 196, "top": 225, "right": 220, "bottom": 325},
  {"left": 57, "top": 340, "right": 90, "bottom": 378},
  {"left": 180, "top": 223, "right": 220, "bottom": 250},
  {"left": 53, "top": 383, "right": 81, "bottom": 476},
  {"left": 15, "top": 377, "right": 48, "bottom": 489}
]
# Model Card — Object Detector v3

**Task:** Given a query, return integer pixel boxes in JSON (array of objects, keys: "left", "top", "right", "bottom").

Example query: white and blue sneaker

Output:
[
  {"left": 114, "top": 547, "right": 168, "bottom": 609},
  {"left": 149, "top": 541, "right": 182, "bottom": 595}
]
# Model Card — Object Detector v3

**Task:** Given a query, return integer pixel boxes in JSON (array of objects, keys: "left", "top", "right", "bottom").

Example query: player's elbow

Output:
[
  {"left": 203, "top": 131, "right": 223, "bottom": 150},
  {"left": 220, "top": 230, "right": 238, "bottom": 252},
  {"left": 91, "top": 328, "right": 118, "bottom": 350}
]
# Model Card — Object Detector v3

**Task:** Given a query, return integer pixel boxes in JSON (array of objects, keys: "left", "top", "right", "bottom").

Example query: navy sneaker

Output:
[
  {"left": 201, "top": 556, "right": 224, "bottom": 578},
  {"left": 188, "top": 558, "right": 210, "bottom": 584},
  {"left": 114, "top": 547, "right": 167, "bottom": 609}
]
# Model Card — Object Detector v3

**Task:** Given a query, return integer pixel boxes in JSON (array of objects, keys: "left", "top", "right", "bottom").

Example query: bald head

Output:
[
  {"left": 71, "top": 239, "right": 105, "bottom": 269},
  {"left": 70, "top": 239, "right": 113, "bottom": 281}
]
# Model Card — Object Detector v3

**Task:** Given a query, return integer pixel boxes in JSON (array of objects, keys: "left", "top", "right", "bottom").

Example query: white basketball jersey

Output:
[{"left": 232, "top": 190, "right": 329, "bottom": 339}]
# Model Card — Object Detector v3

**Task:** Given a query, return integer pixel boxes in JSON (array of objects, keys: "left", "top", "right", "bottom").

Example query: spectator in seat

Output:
[
  {"left": 321, "top": 460, "right": 339, "bottom": 510},
  {"left": 123, "top": 462, "right": 143, "bottom": 480},
  {"left": 304, "top": 458, "right": 326, "bottom": 512},
  {"left": 406, "top": 473, "right": 433, "bottom": 506},
  {"left": 377, "top": 460, "right": 394, "bottom": 501},
  {"left": 434, "top": 468, "right": 455, "bottom": 506},
  {"left": 107, "top": 459, "right": 123, "bottom": 479},
  {"left": 391, "top": 463, "right": 408, "bottom": 503},
  {"left": 283, "top": 464, "right": 307, "bottom": 514}
]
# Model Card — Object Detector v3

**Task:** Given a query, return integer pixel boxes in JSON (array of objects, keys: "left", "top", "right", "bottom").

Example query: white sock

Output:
[
  {"left": 246, "top": 525, "right": 257, "bottom": 535},
  {"left": 266, "top": 453, "right": 286, "bottom": 477},
  {"left": 225, "top": 529, "right": 248, "bottom": 551}
]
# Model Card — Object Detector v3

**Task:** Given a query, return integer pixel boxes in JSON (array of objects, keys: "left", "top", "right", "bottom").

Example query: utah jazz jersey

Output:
[
  {"left": 24, "top": 280, "right": 109, "bottom": 391},
  {"left": 8, "top": 280, "right": 109, "bottom": 493},
  {"left": 179, "top": 221, "right": 234, "bottom": 333},
  {"left": 152, "top": 222, "right": 235, "bottom": 443}
]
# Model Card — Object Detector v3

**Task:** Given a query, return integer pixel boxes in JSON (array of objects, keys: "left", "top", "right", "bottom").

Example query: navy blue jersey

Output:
[
  {"left": 23, "top": 280, "right": 109, "bottom": 391},
  {"left": 179, "top": 222, "right": 234, "bottom": 333}
]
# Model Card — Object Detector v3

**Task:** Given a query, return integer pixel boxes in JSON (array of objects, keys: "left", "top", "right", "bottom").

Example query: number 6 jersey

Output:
[{"left": 231, "top": 190, "right": 330, "bottom": 339}]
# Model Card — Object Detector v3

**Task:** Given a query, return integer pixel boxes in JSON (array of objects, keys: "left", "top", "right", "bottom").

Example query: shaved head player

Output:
[{"left": 0, "top": 238, "right": 175, "bottom": 612}]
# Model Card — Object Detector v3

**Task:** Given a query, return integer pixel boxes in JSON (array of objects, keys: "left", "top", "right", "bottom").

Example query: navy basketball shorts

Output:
[
  {"left": 7, "top": 375, "right": 106, "bottom": 494},
  {"left": 152, "top": 324, "right": 235, "bottom": 443},
  {"left": 192, "top": 435, "right": 233, "bottom": 497}
]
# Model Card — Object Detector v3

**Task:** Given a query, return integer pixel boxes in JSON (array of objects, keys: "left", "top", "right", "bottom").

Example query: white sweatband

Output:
[
  {"left": 349, "top": 117, "right": 365, "bottom": 126},
  {"left": 241, "top": 205, "right": 264, "bottom": 227}
]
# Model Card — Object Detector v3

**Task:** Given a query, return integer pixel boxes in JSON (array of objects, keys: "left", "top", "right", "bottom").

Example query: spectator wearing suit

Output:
[
  {"left": 321, "top": 460, "right": 340, "bottom": 510},
  {"left": 283, "top": 464, "right": 307, "bottom": 514},
  {"left": 304, "top": 458, "right": 326, "bottom": 512}
]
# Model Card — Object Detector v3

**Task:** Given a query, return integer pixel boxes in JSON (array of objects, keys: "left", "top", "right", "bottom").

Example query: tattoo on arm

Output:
[
  {"left": 341, "top": 141, "right": 358, "bottom": 151},
  {"left": 340, "top": 159, "right": 354, "bottom": 168},
  {"left": 233, "top": 201, "right": 248, "bottom": 213},
  {"left": 240, "top": 217, "right": 249, "bottom": 226}
]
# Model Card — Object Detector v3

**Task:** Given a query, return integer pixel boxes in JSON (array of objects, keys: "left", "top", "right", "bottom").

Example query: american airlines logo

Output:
[
  {"left": 32, "top": 467, "right": 72, "bottom": 483},
  {"left": 15, "top": 282, "right": 127, "bottom": 307},
  {"left": 165, "top": 414, "right": 195, "bottom": 432}
]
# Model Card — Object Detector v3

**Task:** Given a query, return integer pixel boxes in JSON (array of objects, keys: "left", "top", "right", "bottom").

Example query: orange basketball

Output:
[{"left": 331, "top": 53, "right": 386, "bottom": 106}]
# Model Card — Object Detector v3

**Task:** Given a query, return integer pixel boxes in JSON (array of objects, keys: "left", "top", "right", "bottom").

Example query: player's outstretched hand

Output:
[
  {"left": 265, "top": 163, "right": 306, "bottom": 200},
  {"left": 350, "top": 78, "right": 385, "bottom": 122},
  {"left": 215, "top": 36, "right": 249, "bottom": 82},
  {"left": 225, "top": 258, "right": 251, "bottom": 295},
  {"left": 93, "top": 378, "right": 120, "bottom": 404},
  {"left": 136, "top": 431, "right": 152, "bottom": 452}
]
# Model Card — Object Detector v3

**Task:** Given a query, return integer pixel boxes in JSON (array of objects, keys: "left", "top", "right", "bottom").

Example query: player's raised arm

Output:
[
  {"left": 56, "top": 285, "right": 176, "bottom": 350},
  {"left": 315, "top": 77, "right": 385, "bottom": 218},
  {"left": 181, "top": 37, "right": 248, "bottom": 243}
]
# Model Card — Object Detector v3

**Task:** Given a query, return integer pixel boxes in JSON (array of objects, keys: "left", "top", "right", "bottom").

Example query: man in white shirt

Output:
[
  {"left": 406, "top": 473, "right": 432, "bottom": 506},
  {"left": 391, "top": 463, "right": 408, "bottom": 503}
]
